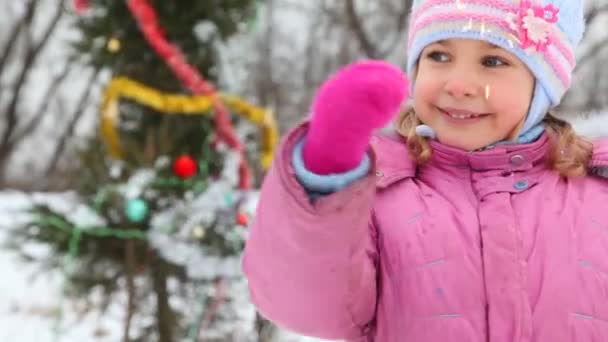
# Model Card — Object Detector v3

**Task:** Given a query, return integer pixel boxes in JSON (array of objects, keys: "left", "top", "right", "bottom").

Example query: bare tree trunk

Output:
[
  {"left": 152, "top": 255, "right": 174, "bottom": 342},
  {"left": 123, "top": 240, "right": 137, "bottom": 342},
  {"left": 255, "top": 312, "right": 278, "bottom": 342},
  {"left": 252, "top": 4, "right": 280, "bottom": 339},
  {"left": 197, "top": 278, "right": 227, "bottom": 340},
  {"left": 254, "top": 0, "right": 276, "bottom": 110}
]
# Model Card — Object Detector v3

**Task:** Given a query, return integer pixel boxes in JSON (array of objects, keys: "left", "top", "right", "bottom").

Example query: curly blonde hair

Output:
[{"left": 394, "top": 108, "right": 594, "bottom": 178}]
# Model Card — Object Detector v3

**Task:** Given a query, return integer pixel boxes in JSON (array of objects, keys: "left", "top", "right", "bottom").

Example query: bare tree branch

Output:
[
  {"left": 43, "top": 68, "right": 100, "bottom": 178},
  {"left": 577, "top": 37, "right": 608, "bottom": 70},
  {"left": 0, "top": 0, "right": 66, "bottom": 181},
  {"left": 344, "top": 0, "right": 378, "bottom": 58},
  {"left": 12, "top": 58, "right": 75, "bottom": 143},
  {"left": 0, "top": 0, "right": 38, "bottom": 82},
  {"left": 255, "top": 0, "right": 276, "bottom": 108},
  {"left": 585, "top": 4, "right": 608, "bottom": 28},
  {"left": 377, "top": 0, "right": 412, "bottom": 58}
]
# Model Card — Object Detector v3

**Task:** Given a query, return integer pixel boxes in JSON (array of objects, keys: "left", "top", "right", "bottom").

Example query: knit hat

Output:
[{"left": 406, "top": 0, "right": 585, "bottom": 143}]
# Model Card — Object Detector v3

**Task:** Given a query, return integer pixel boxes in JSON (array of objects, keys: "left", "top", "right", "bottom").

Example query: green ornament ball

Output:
[{"left": 125, "top": 198, "right": 148, "bottom": 223}]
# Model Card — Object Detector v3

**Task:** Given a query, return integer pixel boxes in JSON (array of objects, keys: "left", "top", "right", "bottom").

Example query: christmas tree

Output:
[{"left": 10, "top": 1, "right": 278, "bottom": 341}]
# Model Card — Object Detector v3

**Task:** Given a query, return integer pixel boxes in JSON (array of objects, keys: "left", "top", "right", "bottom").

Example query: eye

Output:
[
  {"left": 426, "top": 51, "right": 450, "bottom": 63},
  {"left": 482, "top": 56, "right": 509, "bottom": 67}
]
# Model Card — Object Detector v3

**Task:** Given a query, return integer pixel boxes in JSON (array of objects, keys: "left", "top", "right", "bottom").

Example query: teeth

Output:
[
  {"left": 449, "top": 113, "right": 475, "bottom": 119},
  {"left": 440, "top": 108, "right": 483, "bottom": 120}
]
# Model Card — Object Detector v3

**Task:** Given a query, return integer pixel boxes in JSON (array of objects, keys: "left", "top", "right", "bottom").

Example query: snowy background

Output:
[
  {"left": 0, "top": 191, "right": 325, "bottom": 341},
  {"left": 0, "top": 192, "right": 125, "bottom": 341},
  {"left": 2, "top": 0, "right": 608, "bottom": 341}
]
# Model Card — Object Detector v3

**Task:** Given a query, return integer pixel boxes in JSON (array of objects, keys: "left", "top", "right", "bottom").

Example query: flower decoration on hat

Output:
[{"left": 505, "top": 0, "right": 559, "bottom": 52}]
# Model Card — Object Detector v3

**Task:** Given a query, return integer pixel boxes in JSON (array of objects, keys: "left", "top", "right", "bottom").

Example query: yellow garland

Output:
[{"left": 101, "top": 77, "right": 278, "bottom": 169}]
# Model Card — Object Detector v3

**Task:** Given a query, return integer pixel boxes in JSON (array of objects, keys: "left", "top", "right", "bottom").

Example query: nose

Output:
[{"left": 444, "top": 77, "right": 480, "bottom": 99}]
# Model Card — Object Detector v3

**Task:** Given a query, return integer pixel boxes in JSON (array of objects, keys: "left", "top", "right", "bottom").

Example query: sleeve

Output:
[
  {"left": 590, "top": 138, "right": 608, "bottom": 178},
  {"left": 242, "top": 122, "right": 379, "bottom": 340},
  {"left": 291, "top": 137, "right": 371, "bottom": 198}
]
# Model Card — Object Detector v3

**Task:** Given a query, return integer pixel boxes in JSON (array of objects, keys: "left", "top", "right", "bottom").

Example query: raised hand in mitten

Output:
[{"left": 302, "top": 60, "right": 409, "bottom": 175}]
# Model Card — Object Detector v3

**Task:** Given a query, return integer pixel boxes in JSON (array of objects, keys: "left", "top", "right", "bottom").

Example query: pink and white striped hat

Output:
[{"left": 406, "top": 0, "right": 585, "bottom": 142}]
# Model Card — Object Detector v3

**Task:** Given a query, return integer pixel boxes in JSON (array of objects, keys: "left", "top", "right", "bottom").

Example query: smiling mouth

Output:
[{"left": 437, "top": 107, "right": 490, "bottom": 120}]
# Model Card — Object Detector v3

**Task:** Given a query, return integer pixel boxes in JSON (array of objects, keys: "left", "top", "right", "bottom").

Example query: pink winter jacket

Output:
[{"left": 242, "top": 120, "right": 608, "bottom": 342}]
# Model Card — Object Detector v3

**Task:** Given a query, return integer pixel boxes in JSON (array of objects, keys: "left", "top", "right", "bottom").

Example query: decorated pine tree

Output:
[{"left": 9, "top": 1, "right": 278, "bottom": 341}]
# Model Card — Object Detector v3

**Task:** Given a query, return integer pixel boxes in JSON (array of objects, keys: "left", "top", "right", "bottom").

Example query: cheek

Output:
[
  {"left": 413, "top": 82, "right": 434, "bottom": 122},
  {"left": 413, "top": 72, "right": 440, "bottom": 105},
  {"left": 487, "top": 78, "right": 533, "bottom": 118}
]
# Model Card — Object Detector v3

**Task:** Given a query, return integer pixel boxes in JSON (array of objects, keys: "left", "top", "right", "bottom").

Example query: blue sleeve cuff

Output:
[
  {"left": 591, "top": 167, "right": 608, "bottom": 178},
  {"left": 292, "top": 138, "right": 371, "bottom": 194}
]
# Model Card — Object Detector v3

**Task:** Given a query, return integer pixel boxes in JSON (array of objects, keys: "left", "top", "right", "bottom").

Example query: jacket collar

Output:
[
  {"left": 370, "top": 134, "right": 416, "bottom": 188},
  {"left": 428, "top": 134, "right": 550, "bottom": 172},
  {"left": 373, "top": 111, "right": 608, "bottom": 187}
]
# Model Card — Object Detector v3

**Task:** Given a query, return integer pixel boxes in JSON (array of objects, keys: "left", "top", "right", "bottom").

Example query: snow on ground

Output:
[
  {"left": 0, "top": 191, "right": 124, "bottom": 341},
  {"left": 0, "top": 191, "right": 333, "bottom": 341}
]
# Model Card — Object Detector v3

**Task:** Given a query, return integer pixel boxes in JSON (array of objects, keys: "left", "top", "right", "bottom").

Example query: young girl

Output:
[{"left": 243, "top": 0, "right": 608, "bottom": 341}]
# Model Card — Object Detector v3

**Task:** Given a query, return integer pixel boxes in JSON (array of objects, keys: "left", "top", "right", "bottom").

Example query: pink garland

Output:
[{"left": 126, "top": 0, "right": 250, "bottom": 189}]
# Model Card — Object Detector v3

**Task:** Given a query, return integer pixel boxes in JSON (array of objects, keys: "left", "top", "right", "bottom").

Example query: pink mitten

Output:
[{"left": 302, "top": 60, "right": 409, "bottom": 174}]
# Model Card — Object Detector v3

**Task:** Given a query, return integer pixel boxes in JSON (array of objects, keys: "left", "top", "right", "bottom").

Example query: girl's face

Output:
[{"left": 414, "top": 38, "right": 535, "bottom": 151}]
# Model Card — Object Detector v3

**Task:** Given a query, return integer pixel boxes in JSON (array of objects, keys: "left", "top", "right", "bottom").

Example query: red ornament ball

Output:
[
  {"left": 236, "top": 212, "right": 249, "bottom": 227},
  {"left": 73, "top": 0, "right": 90, "bottom": 14},
  {"left": 173, "top": 155, "right": 198, "bottom": 179}
]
